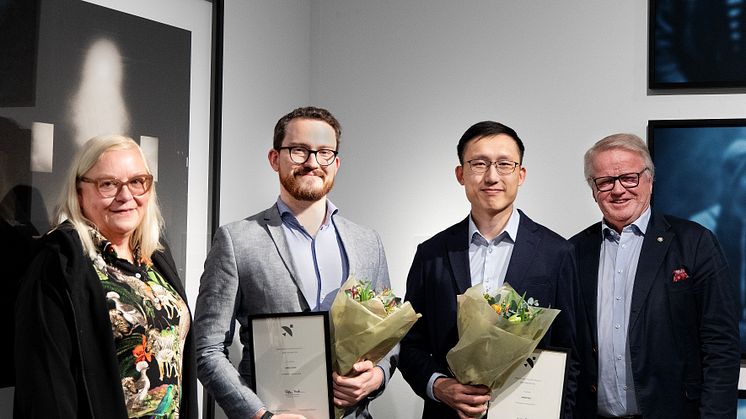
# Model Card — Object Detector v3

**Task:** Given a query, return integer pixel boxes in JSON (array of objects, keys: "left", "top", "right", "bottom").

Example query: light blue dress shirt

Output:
[
  {"left": 277, "top": 198, "right": 349, "bottom": 311},
  {"left": 426, "top": 208, "right": 520, "bottom": 401},
  {"left": 468, "top": 208, "right": 520, "bottom": 294},
  {"left": 596, "top": 206, "right": 651, "bottom": 417}
]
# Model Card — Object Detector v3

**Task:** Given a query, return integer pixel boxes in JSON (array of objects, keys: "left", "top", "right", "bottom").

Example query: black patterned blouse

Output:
[{"left": 90, "top": 232, "right": 190, "bottom": 418}]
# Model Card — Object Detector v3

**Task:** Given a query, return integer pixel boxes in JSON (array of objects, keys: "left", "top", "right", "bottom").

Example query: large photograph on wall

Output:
[
  {"left": 1, "top": 0, "right": 191, "bottom": 276},
  {"left": 649, "top": 0, "right": 746, "bottom": 89},
  {"left": 0, "top": 0, "right": 213, "bottom": 396},
  {"left": 648, "top": 119, "right": 746, "bottom": 353}
]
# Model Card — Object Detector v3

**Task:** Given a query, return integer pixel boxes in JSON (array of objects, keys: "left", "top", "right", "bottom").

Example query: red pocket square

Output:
[{"left": 672, "top": 268, "right": 689, "bottom": 282}]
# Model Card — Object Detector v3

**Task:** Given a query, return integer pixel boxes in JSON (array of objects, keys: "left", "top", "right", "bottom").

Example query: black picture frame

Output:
[
  {"left": 648, "top": 0, "right": 746, "bottom": 91},
  {"left": 647, "top": 119, "right": 746, "bottom": 357},
  {"left": 0, "top": 0, "right": 220, "bottom": 407},
  {"left": 0, "top": 0, "right": 217, "bottom": 281},
  {"left": 248, "top": 311, "right": 335, "bottom": 419}
]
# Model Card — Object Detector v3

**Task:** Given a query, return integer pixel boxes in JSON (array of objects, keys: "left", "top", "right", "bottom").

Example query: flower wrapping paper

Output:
[
  {"left": 330, "top": 276, "right": 421, "bottom": 377},
  {"left": 329, "top": 276, "right": 421, "bottom": 418},
  {"left": 446, "top": 282, "right": 560, "bottom": 393}
]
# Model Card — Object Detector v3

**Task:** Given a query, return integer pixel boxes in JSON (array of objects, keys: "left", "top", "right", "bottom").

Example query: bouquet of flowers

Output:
[
  {"left": 329, "top": 276, "right": 420, "bottom": 417},
  {"left": 330, "top": 276, "right": 420, "bottom": 376},
  {"left": 446, "top": 282, "right": 560, "bottom": 392}
]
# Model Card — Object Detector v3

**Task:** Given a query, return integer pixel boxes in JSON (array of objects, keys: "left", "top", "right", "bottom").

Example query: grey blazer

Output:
[{"left": 195, "top": 205, "right": 394, "bottom": 419}]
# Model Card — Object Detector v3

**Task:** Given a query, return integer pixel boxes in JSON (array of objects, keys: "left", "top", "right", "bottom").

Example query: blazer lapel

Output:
[
  {"left": 504, "top": 210, "right": 539, "bottom": 288},
  {"left": 576, "top": 224, "right": 602, "bottom": 342},
  {"left": 335, "top": 218, "right": 356, "bottom": 274},
  {"left": 262, "top": 206, "right": 312, "bottom": 309},
  {"left": 629, "top": 211, "right": 672, "bottom": 330},
  {"left": 448, "top": 218, "right": 472, "bottom": 294}
]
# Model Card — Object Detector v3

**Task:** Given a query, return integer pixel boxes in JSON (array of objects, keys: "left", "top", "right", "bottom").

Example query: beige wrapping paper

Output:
[
  {"left": 329, "top": 277, "right": 421, "bottom": 418},
  {"left": 330, "top": 276, "right": 421, "bottom": 376},
  {"left": 446, "top": 282, "right": 560, "bottom": 392}
]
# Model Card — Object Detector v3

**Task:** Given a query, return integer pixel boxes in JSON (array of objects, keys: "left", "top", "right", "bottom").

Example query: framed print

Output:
[
  {"left": 0, "top": 0, "right": 213, "bottom": 285},
  {"left": 648, "top": 119, "right": 746, "bottom": 357},
  {"left": 488, "top": 348, "right": 568, "bottom": 419},
  {"left": 648, "top": 0, "right": 746, "bottom": 90},
  {"left": 249, "top": 312, "right": 334, "bottom": 419},
  {"left": 0, "top": 0, "right": 215, "bottom": 407}
]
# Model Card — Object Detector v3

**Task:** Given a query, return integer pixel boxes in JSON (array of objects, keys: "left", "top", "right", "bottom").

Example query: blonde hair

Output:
[
  {"left": 583, "top": 133, "right": 655, "bottom": 188},
  {"left": 55, "top": 135, "right": 164, "bottom": 260}
]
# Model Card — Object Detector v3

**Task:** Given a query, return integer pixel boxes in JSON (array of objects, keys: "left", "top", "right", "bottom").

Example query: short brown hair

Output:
[{"left": 273, "top": 106, "right": 341, "bottom": 150}]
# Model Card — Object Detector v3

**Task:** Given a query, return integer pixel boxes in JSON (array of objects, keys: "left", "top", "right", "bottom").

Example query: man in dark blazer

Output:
[
  {"left": 399, "top": 121, "right": 578, "bottom": 419},
  {"left": 570, "top": 133, "right": 740, "bottom": 418}
]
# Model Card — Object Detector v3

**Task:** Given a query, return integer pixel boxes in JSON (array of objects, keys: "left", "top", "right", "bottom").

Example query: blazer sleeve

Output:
[
  {"left": 398, "top": 244, "right": 450, "bottom": 400},
  {"left": 550, "top": 245, "right": 580, "bottom": 419},
  {"left": 695, "top": 229, "right": 740, "bottom": 417},
  {"left": 14, "top": 249, "right": 83, "bottom": 418},
  {"left": 370, "top": 230, "right": 399, "bottom": 393},
  {"left": 194, "top": 226, "right": 264, "bottom": 419}
]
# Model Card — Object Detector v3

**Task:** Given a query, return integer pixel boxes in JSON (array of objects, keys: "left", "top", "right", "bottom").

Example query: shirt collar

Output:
[
  {"left": 276, "top": 197, "right": 338, "bottom": 229},
  {"left": 601, "top": 205, "right": 651, "bottom": 238},
  {"left": 468, "top": 207, "right": 520, "bottom": 246}
]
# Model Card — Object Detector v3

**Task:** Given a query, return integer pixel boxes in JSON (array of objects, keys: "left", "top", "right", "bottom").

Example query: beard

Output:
[{"left": 279, "top": 166, "right": 335, "bottom": 201}]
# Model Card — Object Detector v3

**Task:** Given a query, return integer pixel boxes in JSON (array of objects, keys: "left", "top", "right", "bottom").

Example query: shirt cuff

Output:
[{"left": 426, "top": 372, "right": 447, "bottom": 401}]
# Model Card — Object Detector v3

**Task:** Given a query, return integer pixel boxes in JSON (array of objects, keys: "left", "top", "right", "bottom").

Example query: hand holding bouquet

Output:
[{"left": 446, "top": 282, "right": 559, "bottom": 392}]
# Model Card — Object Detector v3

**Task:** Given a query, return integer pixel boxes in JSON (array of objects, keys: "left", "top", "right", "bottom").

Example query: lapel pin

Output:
[{"left": 657, "top": 237, "right": 664, "bottom": 242}]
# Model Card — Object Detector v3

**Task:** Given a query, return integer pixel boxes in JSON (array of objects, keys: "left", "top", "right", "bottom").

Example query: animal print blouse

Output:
[{"left": 90, "top": 232, "right": 190, "bottom": 418}]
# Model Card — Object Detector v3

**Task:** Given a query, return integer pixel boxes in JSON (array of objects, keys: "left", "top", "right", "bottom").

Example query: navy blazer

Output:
[
  {"left": 399, "top": 210, "right": 578, "bottom": 419},
  {"left": 570, "top": 210, "right": 740, "bottom": 419}
]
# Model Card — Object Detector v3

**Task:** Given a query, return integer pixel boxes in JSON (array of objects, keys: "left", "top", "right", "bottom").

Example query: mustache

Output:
[{"left": 294, "top": 167, "right": 325, "bottom": 177}]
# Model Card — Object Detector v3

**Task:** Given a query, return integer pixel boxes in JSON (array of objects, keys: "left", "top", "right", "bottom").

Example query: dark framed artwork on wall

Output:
[
  {"left": 0, "top": 0, "right": 215, "bottom": 285},
  {"left": 649, "top": 0, "right": 746, "bottom": 89},
  {"left": 648, "top": 119, "right": 746, "bottom": 356},
  {"left": 0, "top": 0, "right": 217, "bottom": 401}
]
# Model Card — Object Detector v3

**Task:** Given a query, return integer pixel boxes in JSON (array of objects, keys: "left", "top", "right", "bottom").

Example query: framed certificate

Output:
[
  {"left": 488, "top": 348, "right": 569, "bottom": 419},
  {"left": 249, "top": 312, "right": 334, "bottom": 419}
]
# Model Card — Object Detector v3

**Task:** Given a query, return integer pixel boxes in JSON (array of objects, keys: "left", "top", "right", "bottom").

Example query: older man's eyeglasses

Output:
[
  {"left": 79, "top": 174, "right": 154, "bottom": 198},
  {"left": 465, "top": 159, "right": 520, "bottom": 175},
  {"left": 591, "top": 168, "right": 649, "bottom": 192},
  {"left": 279, "top": 146, "right": 338, "bottom": 166}
]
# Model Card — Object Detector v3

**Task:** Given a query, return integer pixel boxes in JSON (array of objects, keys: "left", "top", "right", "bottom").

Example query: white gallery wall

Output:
[{"left": 218, "top": 1, "right": 746, "bottom": 418}]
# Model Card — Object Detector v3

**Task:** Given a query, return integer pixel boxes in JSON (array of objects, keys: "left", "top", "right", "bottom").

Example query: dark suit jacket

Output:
[
  {"left": 399, "top": 210, "right": 578, "bottom": 419},
  {"left": 570, "top": 211, "right": 740, "bottom": 419}
]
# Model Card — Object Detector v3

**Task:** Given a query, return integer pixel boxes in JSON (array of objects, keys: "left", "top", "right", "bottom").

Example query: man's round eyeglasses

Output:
[
  {"left": 465, "top": 159, "right": 520, "bottom": 175},
  {"left": 279, "top": 146, "right": 338, "bottom": 166},
  {"left": 591, "top": 168, "right": 649, "bottom": 192},
  {"left": 79, "top": 174, "right": 154, "bottom": 198}
]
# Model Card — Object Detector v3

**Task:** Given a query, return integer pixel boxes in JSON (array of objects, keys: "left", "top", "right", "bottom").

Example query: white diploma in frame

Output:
[
  {"left": 488, "top": 348, "right": 568, "bottom": 419},
  {"left": 249, "top": 312, "right": 334, "bottom": 419}
]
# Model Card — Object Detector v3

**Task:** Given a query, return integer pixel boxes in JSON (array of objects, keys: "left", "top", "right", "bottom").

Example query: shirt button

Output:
[
  {"left": 615, "top": 296, "right": 622, "bottom": 301},
  {"left": 623, "top": 385, "right": 628, "bottom": 391},
  {"left": 617, "top": 269, "right": 623, "bottom": 274},
  {"left": 615, "top": 324, "right": 621, "bottom": 329},
  {"left": 617, "top": 355, "right": 622, "bottom": 360},
  {"left": 488, "top": 248, "right": 493, "bottom": 254}
]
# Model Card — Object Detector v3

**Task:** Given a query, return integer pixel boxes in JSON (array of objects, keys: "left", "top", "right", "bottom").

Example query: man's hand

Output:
[
  {"left": 433, "top": 377, "right": 490, "bottom": 419},
  {"left": 332, "top": 360, "right": 384, "bottom": 407},
  {"left": 251, "top": 409, "right": 306, "bottom": 419}
]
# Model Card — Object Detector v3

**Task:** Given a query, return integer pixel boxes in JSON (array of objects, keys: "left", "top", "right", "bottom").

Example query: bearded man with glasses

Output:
[
  {"left": 570, "top": 133, "right": 739, "bottom": 419},
  {"left": 194, "top": 106, "right": 395, "bottom": 419},
  {"left": 399, "top": 120, "right": 579, "bottom": 419}
]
